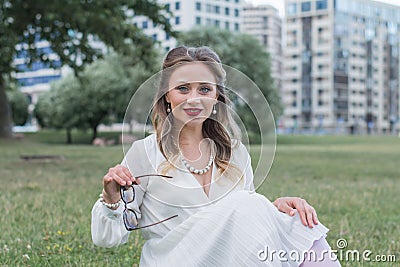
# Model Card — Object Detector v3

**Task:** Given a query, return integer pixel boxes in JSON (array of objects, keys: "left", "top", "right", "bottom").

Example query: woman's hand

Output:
[
  {"left": 273, "top": 197, "right": 319, "bottom": 228},
  {"left": 102, "top": 164, "right": 139, "bottom": 205}
]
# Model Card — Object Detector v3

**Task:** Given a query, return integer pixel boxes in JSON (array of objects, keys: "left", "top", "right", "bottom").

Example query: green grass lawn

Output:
[{"left": 0, "top": 133, "right": 399, "bottom": 266}]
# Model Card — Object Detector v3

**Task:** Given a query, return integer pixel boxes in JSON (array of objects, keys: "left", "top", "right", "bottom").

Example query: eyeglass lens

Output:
[
  {"left": 123, "top": 209, "right": 139, "bottom": 229},
  {"left": 121, "top": 186, "right": 135, "bottom": 203},
  {"left": 119, "top": 174, "right": 177, "bottom": 230}
]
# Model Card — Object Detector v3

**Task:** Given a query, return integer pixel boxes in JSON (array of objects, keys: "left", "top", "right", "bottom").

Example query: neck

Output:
[{"left": 173, "top": 125, "right": 204, "bottom": 146}]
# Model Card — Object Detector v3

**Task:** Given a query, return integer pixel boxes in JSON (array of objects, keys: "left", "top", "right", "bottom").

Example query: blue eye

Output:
[
  {"left": 199, "top": 87, "right": 211, "bottom": 94},
  {"left": 177, "top": 86, "right": 189, "bottom": 92}
]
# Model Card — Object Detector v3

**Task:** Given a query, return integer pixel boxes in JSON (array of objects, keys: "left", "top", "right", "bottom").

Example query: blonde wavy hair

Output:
[{"left": 151, "top": 46, "right": 242, "bottom": 178}]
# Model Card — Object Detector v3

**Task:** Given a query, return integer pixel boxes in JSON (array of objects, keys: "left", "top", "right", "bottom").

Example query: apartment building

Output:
[
  {"left": 13, "top": 40, "right": 63, "bottom": 125},
  {"left": 133, "top": 0, "right": 243, "bottom": 52},
  {"left": 283, "top": 0, "right": 400, "bottom": 134},
  {"left": 242, "top": 4, "right": 283, "bottom": 92}
]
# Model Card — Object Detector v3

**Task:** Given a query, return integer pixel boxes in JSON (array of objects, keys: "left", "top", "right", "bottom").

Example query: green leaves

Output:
[
  {"left": 35, "top": 51, "right": 158, "bottom": 143},
  {"left": 6, "top": 89, "right": 28, "bottom": 126},
  {"left": 0, "top": 0, "right": 173, "bottom": 138}
]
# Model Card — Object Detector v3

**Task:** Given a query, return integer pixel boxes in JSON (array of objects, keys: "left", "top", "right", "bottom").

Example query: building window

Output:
[
  {"left": 234, "top": 23, "right": 239, "bottom": 31},
  {"left": 175, "top": 2, "right": 180, "bottom": 10},
  {"left": 301, "top": 2, "right": 311, "bottom": 12},
  {"left": 142, "top": 21, "right": 148, "bottom": 29},
  {"left": 206, "top": 4, "right": 212, "bottom": 12},
  {"left": 165, "top": 3, "right": 170, "bottom": 11},
  {"left": 225, "top": 21, "right": 230, "bottom": 29},
  {"left": 215, "top": 5, "right": 220, "bottom": 14},
  {"left": 215, "top": 20, "right": 220, "bottom": 27},
  {"left": 196, "top": 16, "right": 201, "bottom": 25},
  {"left": 263, "top": 16, "right": 268, "bottom": 27},
  {"left": 225, "top": 7, "right": 230, "bottom": 15},
  {"left": 288, "top": 3, "right": 297, "bottom": 15},
  {"left": 166, "top": 32, "right": 170, "bottom": 40},
  {"left": 234, "top": 8, "right": 239, "bottom": 17},
  {"left": 195, "top": 2, "right": 201, "bottom": 11},
  {"left": 316, "top": 0, "right": 327, "bottom": 10},
  {"left": 152, "top": 34, "right": 157, "bottom": 41},
  {"left": 263, "top": 35, "right": 268, "bottom": 46},
  {"left": 175, "top": 16, "right": 180, "bottom": 25}
]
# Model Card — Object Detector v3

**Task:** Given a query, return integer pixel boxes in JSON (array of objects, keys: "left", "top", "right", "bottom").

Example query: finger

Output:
[
  {"left": 288, "top": 209, "right": 296, "bottom": 216},
  {"left": 280, "top": 203, "right": 297, "bottom": 216},
  {"left": 297, "top": 203, "right": 308, "bottom": 227},
  {"left": 104, "top": 173, "right": 125, "bottom": 186},
  {"left": 120, "top": 166, "right": 141, "bottom": 184},
  {"left": 312, "top": 208, "right": 319, "bottom": 225},
  {"left": 305, "top": 207, "right": 314, "bottom": 228},
  {"left": 115, "top": 168, "right": 134, "bottom": 186},
  {"left": 285, "top": 205, "right": 296, "bottom": 216}
]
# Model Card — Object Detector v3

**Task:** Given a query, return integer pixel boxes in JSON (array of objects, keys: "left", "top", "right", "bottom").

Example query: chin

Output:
[{"left": 175, "top": 116, "right": 208, "bottom": 128}]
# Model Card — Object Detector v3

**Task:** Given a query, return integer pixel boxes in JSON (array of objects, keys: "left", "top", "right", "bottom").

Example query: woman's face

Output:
[{"left": 166, "top": 62, "right": 218, "bottom": 128}]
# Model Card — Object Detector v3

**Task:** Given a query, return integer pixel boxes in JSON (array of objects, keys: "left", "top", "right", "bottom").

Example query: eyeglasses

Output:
[{"left": 120, "top": 174, "right": 178, "bottom": 231}]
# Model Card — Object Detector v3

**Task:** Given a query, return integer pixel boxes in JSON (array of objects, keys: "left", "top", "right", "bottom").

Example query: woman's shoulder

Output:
[
  {"left": 230, "top": 139, "right": 250, "bottom": 160},
  {"left": 231, "top": 139, "right": 248, "bottom": 151},
  {"left": 123, "top": 134, "right": 158, "bottom": 168},
  {"left": 123, "top": 134, "right": 158, "bottom": 160},
  {"left": 128, "top": 133, "right": 157, "bottom": 150}
]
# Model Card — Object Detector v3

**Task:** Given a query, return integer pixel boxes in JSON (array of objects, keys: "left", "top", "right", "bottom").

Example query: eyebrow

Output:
[{"left": 172, "top": 81, "right": 216, "bottom": 86}]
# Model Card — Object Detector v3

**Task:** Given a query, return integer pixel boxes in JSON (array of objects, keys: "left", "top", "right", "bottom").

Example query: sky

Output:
[{"left": 248, "top": 0, "right": 400, "bottom": 17}]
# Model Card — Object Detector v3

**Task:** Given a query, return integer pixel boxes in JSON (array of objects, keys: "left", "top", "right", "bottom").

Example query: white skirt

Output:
[{"left": 140, "top": 191, "right": 329, "bottom": 266}]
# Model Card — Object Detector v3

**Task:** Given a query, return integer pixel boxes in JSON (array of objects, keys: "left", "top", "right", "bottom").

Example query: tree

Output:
[
  {"left": 0, "top": 0, "right": 174, "bottom": 138},
  {"left": 35, "top": 52, "right": 158, "bottom": 143},
  {"left": 177, "top": 27, "right": 282, "bottom": 118},
  {"left": 79, "top": 52, "right": 160, "bottom": 141},
  {"left": 6, "top": 90, "right": 29, "bottom": 126},
  {"left": 35, "top": 74, "right": 82, "bottom": 143}
]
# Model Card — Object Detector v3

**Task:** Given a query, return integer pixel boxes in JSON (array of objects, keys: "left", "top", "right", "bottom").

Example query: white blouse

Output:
[
  {"left": 92, "top": 134, "right": 330, "bottom": 266},
  {"left": 91, "top": 134, "right": 254, "bottom": 247}
]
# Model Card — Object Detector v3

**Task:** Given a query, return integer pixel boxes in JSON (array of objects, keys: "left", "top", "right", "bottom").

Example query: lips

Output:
[{"left": 183, "top": 108, "right": 203, "bottom": 116}]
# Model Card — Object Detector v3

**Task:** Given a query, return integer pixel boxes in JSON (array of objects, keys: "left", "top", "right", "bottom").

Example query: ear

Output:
[
  {"left": 214, "top": 91, "right": 220, "bottom": 104},
  {"left": 165, "top": 93, "right": 170, "bottom": 103}
]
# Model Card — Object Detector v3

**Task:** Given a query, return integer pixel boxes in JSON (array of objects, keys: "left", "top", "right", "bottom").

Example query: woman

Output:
[{"left": 92, "top": 46, "right": 340, "bottom": 266}]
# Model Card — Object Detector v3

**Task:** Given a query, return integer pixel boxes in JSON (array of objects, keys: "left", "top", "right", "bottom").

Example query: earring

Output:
[
  {"left": 212, "top": 104, "right": 217, "bottom": 115},
  {"left": 166, "top": 103, "right": 171, "bottom": 113}
]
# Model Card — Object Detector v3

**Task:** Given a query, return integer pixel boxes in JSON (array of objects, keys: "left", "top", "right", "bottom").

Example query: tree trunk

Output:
[
  {"left": 92, "top": 125, "right": 98, "bottom": 142},
  {"left": 66, "top": 128, "right": 72, "bottom": 144},
  {"left": 0, "top": 75, "right": 13, "bottom": 138}
]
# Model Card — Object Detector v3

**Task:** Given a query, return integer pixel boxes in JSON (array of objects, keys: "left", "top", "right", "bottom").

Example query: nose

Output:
[{"left": 186, "top": 89, "right": 201, "bottom": 104}]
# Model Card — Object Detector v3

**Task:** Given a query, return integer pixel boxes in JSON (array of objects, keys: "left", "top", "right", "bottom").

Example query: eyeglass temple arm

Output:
[
  {"left": 132, "top": 214, "right": 178, "bottom": 230},
  {"left": 134, "top": 174, "right": 173, "bottom": 179}
]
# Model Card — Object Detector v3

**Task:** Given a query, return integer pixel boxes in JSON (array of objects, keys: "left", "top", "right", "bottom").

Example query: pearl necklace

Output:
[{"left": 181, "top": 152, "right": 214, "bottom": 175}]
